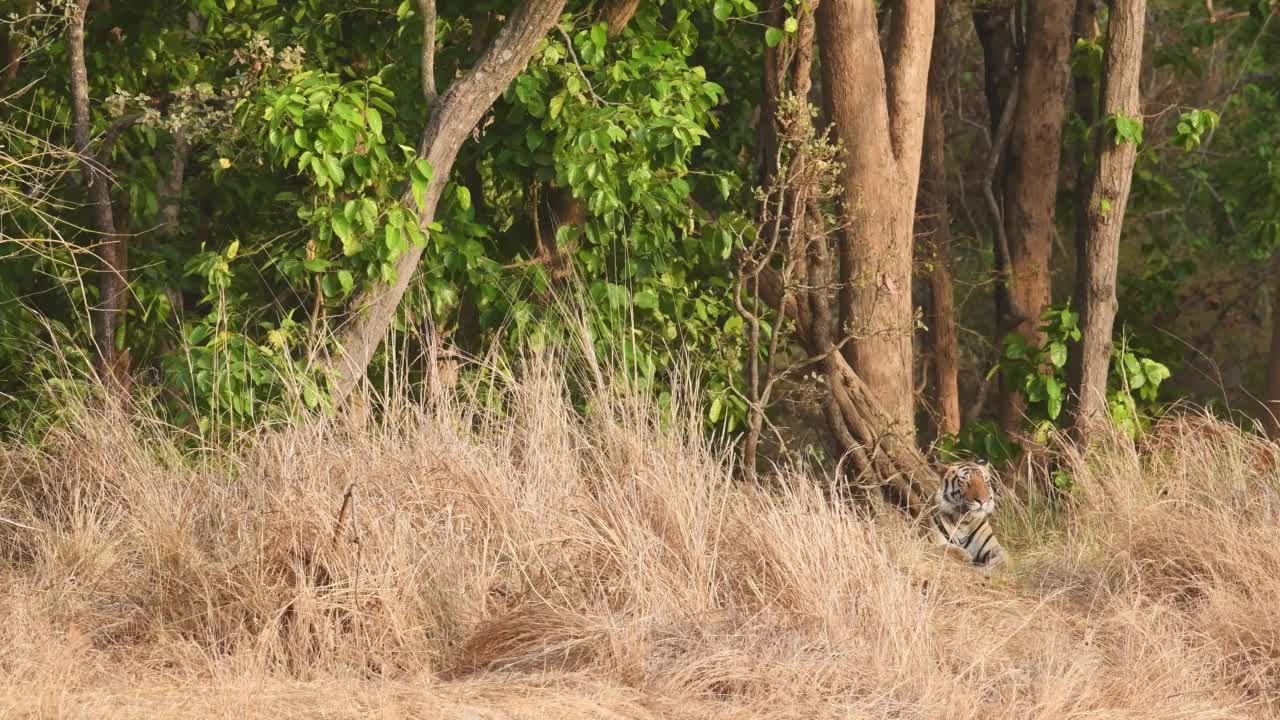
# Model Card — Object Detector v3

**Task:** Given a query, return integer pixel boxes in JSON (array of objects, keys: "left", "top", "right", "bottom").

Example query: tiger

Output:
[{"left": 929, "top": 459, "right": 1005, "bottom": 568}]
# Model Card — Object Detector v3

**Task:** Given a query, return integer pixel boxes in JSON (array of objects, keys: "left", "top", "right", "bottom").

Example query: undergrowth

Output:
[{"left": 0, "top": 355, "right": 1277, "bottom": 718}]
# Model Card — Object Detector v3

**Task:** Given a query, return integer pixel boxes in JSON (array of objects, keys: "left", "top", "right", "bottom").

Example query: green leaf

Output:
[
  {"left": 714, "top": 0, "right": 733, "bottom": 21},
  {"left": 1109, "top": 113, "right": 1144, "bottom": 145},
  {"left": 765, "top": 27, "right": 784, "bottom": 47},
  {"left": 784, "top": 16, "right": 798, "bottom": 33},
  {"left": 385, "top": 224, "right": 405, "bottom": 257},
  {"left": 549, "top": 93, "right": 565, "bottom": 120},
  {"left": 334, "top": 102, "right": 362, "bottom": 125},
  {"left": 591, "top": 22, "right": 607, "bottom": 48},
  {"left": 633, "top": 288, "right": 659, "bottom": 309},
  {"left": 331, "top": 216, "right": 360, "bottom": 255},
  {"left": 1045, "top": 376, "right": 1063, "bottom": 419},
  {"left": 1048, "top": 341, "right": 1068, "bottom": 368},
  {"left": 1141, "top": 358, "right": 1171, "bottom": 386},
  {"left": 455, "top": 185, "right": 472, "bottom": 210},
  {"left": 323, "top": 156, "right": 346, "bottom": 186},
  {"left": 414, "top": 158, "right": 433, "bottom": 183},
  {"left": 366, "top": 108, "right": 383, "bottom": 138}
]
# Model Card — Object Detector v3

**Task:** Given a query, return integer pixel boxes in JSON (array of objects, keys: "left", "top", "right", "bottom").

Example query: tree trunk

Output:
[
  {"left": 325, "top": 0, "right": 567, "bottom": 402},
  {"left": 1264, "top": 264, "right": 1280, "bottom": 438},
  {"left": 918, "top": 0, "right": 959, "bottom": 437},
  {"left": 997, "top": 0, "right": 1074, "bottom": 431},
  {"left": 1066, "top": 0, "right": 1099, "bottom": 419},
  {"left": 68, "top": 0, "right": 129, "bottom": 388},
  {"left": 0, "top": 0, "right": 34, "bottom": 96},
  {"left": 817, "top": 0, "right": 933, "bottom": 439},
  {"left": 1070, "top": 0, "right": 1146, "bottom": 434},
  {"left": 745, "top": 0, "right": 939, "bottom": 512},
  {"left": 974, "top": 0, "right": 1074, "bottom": 432}
]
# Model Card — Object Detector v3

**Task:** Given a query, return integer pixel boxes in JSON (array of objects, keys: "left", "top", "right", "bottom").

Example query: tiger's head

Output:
[{"left": 936, "top": 459, "right": 996, "bottom": 517}]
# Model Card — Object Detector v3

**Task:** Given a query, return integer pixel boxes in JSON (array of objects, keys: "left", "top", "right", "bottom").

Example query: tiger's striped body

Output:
[{"left": 931, "top": 460, "right": 1005, "bottom": 567}]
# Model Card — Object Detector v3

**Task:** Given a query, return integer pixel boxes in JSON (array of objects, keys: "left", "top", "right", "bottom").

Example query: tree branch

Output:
[
  {"left": 883, "top": 0, "right": 935, "bottom": 173},
  {"left": 982, "top": 81, "right": 1026, "bottom": 326}
]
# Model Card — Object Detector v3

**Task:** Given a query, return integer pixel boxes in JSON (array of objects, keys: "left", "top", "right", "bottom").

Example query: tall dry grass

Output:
[{"left": 0, "top": 359, "right": 1277, "bottom": 718}]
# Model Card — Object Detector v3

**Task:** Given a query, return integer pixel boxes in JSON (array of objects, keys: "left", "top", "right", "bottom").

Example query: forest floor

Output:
[{"left": 1, "top": 363, "right": 1277, "bottom": 719}]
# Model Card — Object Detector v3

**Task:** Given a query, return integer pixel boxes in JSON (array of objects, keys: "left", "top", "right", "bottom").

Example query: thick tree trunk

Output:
[
  {"left": 68, "top": 0, "right": 129, "bottom": 388},
  {"left": 919, "top": 0, "right": 959, "bottom": 436},
  {"left": 325, "top": 0, "right": 567, "bottom": 402},
  {"left": 817, "top": 0, "right": 933, "bottom": 438},
  {"left": 747, "top": 0, "right": 939, "bottom": 514},
  {"left": 1070, "top": 0, "right": 1146, "bottom": 433}
]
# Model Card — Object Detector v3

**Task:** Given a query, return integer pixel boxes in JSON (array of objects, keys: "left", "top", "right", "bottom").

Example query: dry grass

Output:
[{"left": 0, "top": 361, "right": 1277, "bottom": 718}]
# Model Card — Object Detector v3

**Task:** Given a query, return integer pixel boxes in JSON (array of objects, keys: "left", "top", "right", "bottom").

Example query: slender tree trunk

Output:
[
  {"left": 68, "top": 0, "right": 129, "bottom": 388},
  {"left": 0, "top": 0, "right": 34, "bottom": 96},
  {"left": 919, "top": 0, "right": 959, "bottom": 436},
  {"left": 817, "top": 0, "right": 933, "bottom": 438},
  {"left": 325, "top": 0, "right": 567, "bottom": 402},
  {"left": 1264, "top": 264, "right": 1280, "bottom": 438},
  {"left": 1070, "top": 0, "right": 1146, "bottom": 433},
  {"left": 1066, "top": 0, "right": 1099, "bottom": 417}
]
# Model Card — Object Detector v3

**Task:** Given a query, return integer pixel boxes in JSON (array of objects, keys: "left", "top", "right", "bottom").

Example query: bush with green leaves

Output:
[{"left": 1001, "top": 304, "right": 1171, "bottom": 438}]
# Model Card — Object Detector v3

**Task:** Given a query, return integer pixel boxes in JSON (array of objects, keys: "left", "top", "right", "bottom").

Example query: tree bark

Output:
[
  {"left": 325, "top": 0, "right": 567, "bottom": 402},
  {"left": 599, "top": 0, "right": 643, "bottom": 36},
  {"left": 68, "top": 0, "right": 129, "bottom": 388},
  {"left": 154, "top": 132, "right": 189, "bottom": 238},
  {"left": 1070, "top": 0, "right": 1146, "bottom": 434},
  {"left": 918, "top": 0, "right": 959, "bottom": 436},
  {"left": 817, "top": 0, "right": 933, "bottom": 438}
]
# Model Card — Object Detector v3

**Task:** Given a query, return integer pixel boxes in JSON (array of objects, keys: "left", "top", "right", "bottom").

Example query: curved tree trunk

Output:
[
  {"left": 325, "top": 0, "right": 568, "bottom": 402},
  {"left": 1070, "top": 0, "right": 1146, "bottom": 434}
]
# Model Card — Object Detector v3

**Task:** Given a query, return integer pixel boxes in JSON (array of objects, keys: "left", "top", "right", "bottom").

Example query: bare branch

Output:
[{"left": 982, "top": 81, "right": 1026, "bottom": 327}]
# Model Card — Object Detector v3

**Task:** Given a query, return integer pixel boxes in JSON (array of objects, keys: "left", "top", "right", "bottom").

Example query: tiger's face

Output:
[{"left": 938, "top": 460, "right": 996, "bottom": 516}]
